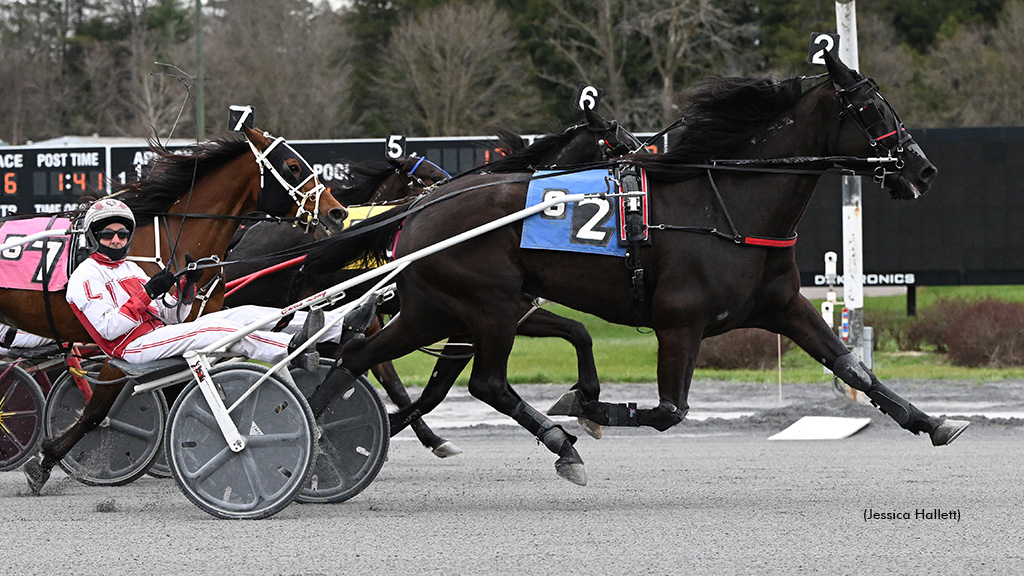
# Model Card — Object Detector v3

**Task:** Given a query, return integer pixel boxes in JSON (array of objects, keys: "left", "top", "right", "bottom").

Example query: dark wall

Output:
[
  {"left": 3, "top": 127, "right": 1022, "bottom": 286},
  {"left": 795, "top": 127, "right": 1024, "bottom": 286}
]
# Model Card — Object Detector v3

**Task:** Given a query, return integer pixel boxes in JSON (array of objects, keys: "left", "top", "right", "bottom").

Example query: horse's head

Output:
[
  {"left": 242, "top": 126, "right": 347, "bottom": 238},
  {"left": 584, "top": 107, "right": 644, "bottom": 159},
  {"left": 824, "top": 51, "right": 937, "bottom": 200},
  {"left": 385, "top": 156, "right": 450, "bottom": 198}
]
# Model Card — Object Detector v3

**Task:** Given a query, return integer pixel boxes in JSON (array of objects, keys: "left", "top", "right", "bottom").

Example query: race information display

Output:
[{"left": 0, "top": 148, "right": 106, "bottom": 216}]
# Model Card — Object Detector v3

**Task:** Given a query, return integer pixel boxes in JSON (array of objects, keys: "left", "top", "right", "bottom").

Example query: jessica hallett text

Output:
[{"left": 863, "top": 509, "right": 961, "bottom": 522}]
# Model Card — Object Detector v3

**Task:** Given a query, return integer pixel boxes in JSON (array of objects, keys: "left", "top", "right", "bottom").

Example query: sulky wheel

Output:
[
  {"left": 44, "top": 371, "right": 167, "bottom": 486},
  {"left": 146, "top": 385, "right": 184, "bottom": 479},
  {"left": 146, "top": 443, "right": 171, "bottom": 479},
  {"left": 164, "top": 362, "right": 315, "bottom": 520},
  {"left": 290, "top": 364, "right": 390, "bottom": 504},
  {"left": 0, "top": 363, "right": 46, "bottom": 472}
]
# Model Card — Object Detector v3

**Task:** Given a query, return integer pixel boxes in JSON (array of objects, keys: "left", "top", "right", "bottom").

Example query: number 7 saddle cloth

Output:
[{"left": 0, "top": 217, "right": 72, "bottom": 291}]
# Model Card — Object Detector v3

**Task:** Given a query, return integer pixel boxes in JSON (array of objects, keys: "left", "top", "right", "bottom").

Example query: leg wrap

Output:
[
  {"left": 833, "top": 352, "right": 913, "bottom": 427},
  {"left": 636, "top": 400, "right": 688, "bottom": 432},
  {"left": 606, "top": 402, "right": 640, "bottom": 427},
  {"left": 512, "top": 401, "right": 577, "bottom": 453}
]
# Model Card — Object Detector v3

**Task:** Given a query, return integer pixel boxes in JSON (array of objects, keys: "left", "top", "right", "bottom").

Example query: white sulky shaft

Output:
[{"left": 0, "top": 229, "right": 68, "bottom": 252}]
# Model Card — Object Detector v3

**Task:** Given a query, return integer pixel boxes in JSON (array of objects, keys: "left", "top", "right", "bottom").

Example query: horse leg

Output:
[
  {"left": 515, "top": 304, "right": 601, "bottom": 399},
  {"left": 767, "top": 296, "right": 968, "bottom": 445},
  {"left": 369, "top": 360, "right": 462, "bottom": 458},
  {"left": 307, "top": 308, "right": 455, "bottom": 420},
  {"left": 465, "top": 321, "right": 587, "bottom": 486},
  {"left": 516, "top": 305, "right": 605, "bottom": 438},
  {"left": 388, "top": 337, "right": 472, "bottom": 439},
  {"left": 24, "top": 363, "right": 126, "bottom": 494},
  {"left": 549, "top": 324, "right": 698, "bottom": 433}
]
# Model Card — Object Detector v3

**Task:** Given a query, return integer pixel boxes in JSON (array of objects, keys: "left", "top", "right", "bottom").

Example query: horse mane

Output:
[
  {"left": 631, "top": 76, "right": 808, "bottom": 181},
  {"left": 113, "top": 137, "right": 249, "bottom": 217},
  {"left": 330, "top": 159, "right": 397, "bottom": 205},
  {"left": 483, "top": 124, "right": 591, "bottom": 173}
]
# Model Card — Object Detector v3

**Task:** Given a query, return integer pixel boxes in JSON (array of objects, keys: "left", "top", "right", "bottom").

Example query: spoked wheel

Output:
[
  {"left": 44, "top": 372, "right": 167, "bottom": 486},
  {"left": 0, "top": 363, "right": 46, "bottom": 472},
  {"left": 165, "top": 363, "right": 315, "bottom": 519},
  {"left": 290, "top": 365, "right": 390, "bottom": 504}
]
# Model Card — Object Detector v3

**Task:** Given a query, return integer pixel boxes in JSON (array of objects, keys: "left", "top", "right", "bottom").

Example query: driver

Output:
[{"left": 65, "top": 198, "right": 341, "bottom": 368}]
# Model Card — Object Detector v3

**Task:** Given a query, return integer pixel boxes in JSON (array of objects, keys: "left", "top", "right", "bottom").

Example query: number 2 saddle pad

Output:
[
  {"left": 520, "top": 169, "right": 626, "bottom": 257},
  {"left": 0, "top": 217, "right": 72, "bottom": 291}
]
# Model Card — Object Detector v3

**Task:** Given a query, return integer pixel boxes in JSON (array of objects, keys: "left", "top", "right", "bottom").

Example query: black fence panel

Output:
[{"left": 3, "top": 127, "right": 1022, "bottom": 287}]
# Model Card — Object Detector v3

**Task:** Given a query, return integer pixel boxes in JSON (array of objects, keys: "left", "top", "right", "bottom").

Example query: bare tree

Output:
[
  {"left": 0, "top": 0, "right": 69, "bottom": 143},
  {"left": 542, "top": 0, "right": 632, "bottom": 123},
  {"left": 373, "top": 1, "right": 549, "bottom": 136},
  {"left": 203, "top": 0, "right": 355, "bottom": 138},
  {"left": 629, "top": 0, "right": 754, "bottom": 127}
]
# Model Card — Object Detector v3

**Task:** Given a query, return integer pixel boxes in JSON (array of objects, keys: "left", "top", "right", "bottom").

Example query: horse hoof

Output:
[
  {"left": 577, "top": 417, "right": 602, "bottom": 440},
  {"left": 23, "top": 455, "right": 50, "bottom": 496},
  {"left": 930, "top": 418, "right": 970, "bottom": 446},
  {"left": 555, "top": 459, "right": 587, "bottom": 486},
  {"left": 547, "top": 390, "right": 582, "bottom": 416},
  {"left": 431, "top": 441, "right": 463, "bottom": 458}
]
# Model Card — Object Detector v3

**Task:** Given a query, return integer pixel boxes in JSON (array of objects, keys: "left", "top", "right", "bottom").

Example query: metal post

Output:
[
  {"left": 195, "top": 0, "right": 205, "bottom": 138},
  {"left": 836, "top": 0, "right": 866, "bottom": 402}
]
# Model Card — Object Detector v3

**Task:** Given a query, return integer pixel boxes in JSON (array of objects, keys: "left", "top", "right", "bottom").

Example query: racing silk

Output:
[{"left": 66, "top": 255, "right": 188, "bottom": 357}]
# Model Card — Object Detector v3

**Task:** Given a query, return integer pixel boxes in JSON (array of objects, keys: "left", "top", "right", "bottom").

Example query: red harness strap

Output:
[
  {"left": 741, "top": 234, "right": 798, "bottom": 248},
  {"left": 223, "top": 255, "right": 307, "bottom": 298}
]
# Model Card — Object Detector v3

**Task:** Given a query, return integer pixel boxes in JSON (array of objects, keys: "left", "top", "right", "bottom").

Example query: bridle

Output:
[
  {"left": 245, "top": 130, "right": 328, "bottom": 232},
  {"left": 403, "top": 156, "right": 451, "bottom": 190},
  {"left": 833, "top": 75, "right": 916, "bottom": 189},
  {"left": 598, "top": 120, "right": 645, "bottom": 157}
]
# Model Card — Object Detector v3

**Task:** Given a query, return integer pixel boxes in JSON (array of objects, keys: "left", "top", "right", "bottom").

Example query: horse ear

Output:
[
  {"left": 243, "top": 125, "right": 268, "bottom": 147},
  {"left": 585, "top": 107, "right": 610, "bottom": 130},
  {"left": 823, "top": 49, "right": 853, "bottom": 84},
  {"left": 386, "top": 157, "right": 404, "bottom": 170}
]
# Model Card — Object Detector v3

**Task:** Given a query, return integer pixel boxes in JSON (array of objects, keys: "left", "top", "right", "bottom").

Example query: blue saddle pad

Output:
[{"left": 520, "top": 169, "right": 625, "bottom": 257}]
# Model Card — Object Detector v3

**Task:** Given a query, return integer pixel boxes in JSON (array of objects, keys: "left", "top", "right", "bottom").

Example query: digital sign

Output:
[{"left": 0, "top": 147, "right": 106, "bottom": 217}]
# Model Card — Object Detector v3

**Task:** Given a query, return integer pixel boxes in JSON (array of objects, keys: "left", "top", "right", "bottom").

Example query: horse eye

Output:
[{"left": 288, "top": 162, "right": 301, "bottom": 175}]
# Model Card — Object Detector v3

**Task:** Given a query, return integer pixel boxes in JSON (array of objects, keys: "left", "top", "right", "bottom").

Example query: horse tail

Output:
[{"left": 303, "top": 202, "right": 413, "bottom": 275}]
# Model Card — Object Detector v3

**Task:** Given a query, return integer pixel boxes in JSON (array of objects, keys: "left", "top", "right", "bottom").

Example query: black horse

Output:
[
  {"left": 226, "top": 109, "right": 643, "bottom": 455},
  {"left": 303, "top": 53, "right": 966, "bottom": 485}
]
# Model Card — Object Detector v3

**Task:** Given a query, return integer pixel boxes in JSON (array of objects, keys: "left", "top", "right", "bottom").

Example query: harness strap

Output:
[
  {"left": 40, "top": 215, "right": 70, "bottom": 355},
  {"left": 615, "top": 165, "right": 651, "bottom": 326},
  {"left": 648, "top": 170, "right": 797, "bottom": 248}
]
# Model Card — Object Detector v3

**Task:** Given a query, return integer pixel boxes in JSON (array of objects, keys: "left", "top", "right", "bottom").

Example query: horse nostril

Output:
[
  {"left": 920, "top": 165, "right": 938, "bottom": 183},
  {"left": 328, "top": 207, "right": 348, "bottom": 223}
]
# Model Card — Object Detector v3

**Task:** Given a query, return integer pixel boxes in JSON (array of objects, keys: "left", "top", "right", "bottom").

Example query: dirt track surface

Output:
[{"left": 4, "top": 379, "right": 1024, "bottom": 575}]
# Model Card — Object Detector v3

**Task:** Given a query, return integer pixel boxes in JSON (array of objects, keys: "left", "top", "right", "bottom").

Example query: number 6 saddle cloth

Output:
[
  {"left": 520, "top": 168, "right": 648, "bottom": 257},
  {"left": 0, "top": 217, "right": 72, "bottom": 291}
]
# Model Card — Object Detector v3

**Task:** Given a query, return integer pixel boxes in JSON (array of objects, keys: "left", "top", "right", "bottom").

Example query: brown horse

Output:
[
  {"left": 13, "top": 126, "right": 347, "bottom": 490},
  {"left": 303, "top": 53, "right": 966, "bottom": 485}
]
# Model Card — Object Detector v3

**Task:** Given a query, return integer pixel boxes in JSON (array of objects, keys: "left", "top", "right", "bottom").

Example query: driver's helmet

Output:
[{"left": 83, "top": 198, "right": 136, "bottom": 262}]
